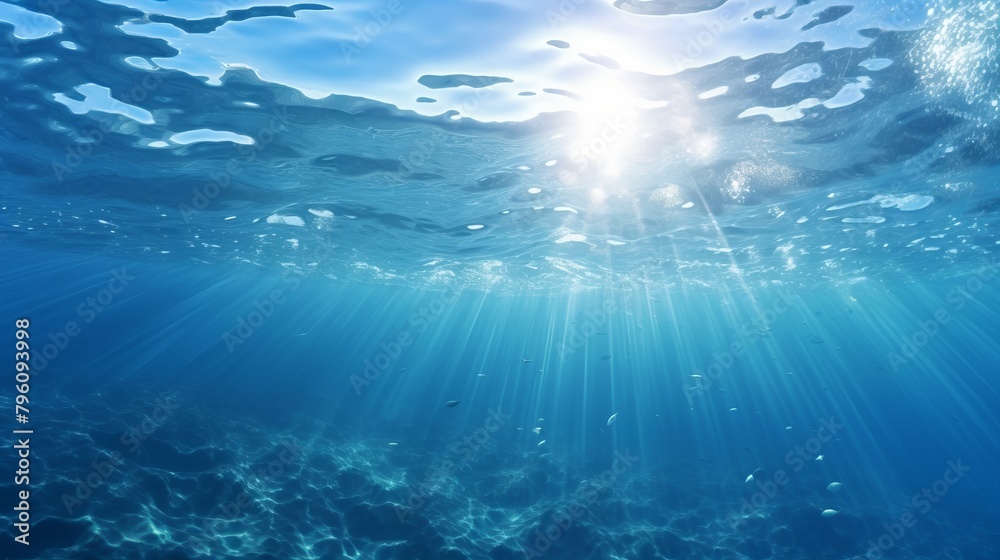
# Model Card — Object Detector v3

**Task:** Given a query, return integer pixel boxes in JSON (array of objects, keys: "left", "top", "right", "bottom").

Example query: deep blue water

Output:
[{"left": 2, "top": 0, "right": 1000, "bottom": 559}]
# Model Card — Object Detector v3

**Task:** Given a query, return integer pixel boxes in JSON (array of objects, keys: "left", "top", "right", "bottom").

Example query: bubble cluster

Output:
[{"left": 913, "top": 2, "right": 1000, "bottom": 115}]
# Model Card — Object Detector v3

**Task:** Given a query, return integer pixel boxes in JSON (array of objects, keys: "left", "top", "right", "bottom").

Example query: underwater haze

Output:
[{"left": 1, "top": 0, "right": 1000, "bottom": 559}]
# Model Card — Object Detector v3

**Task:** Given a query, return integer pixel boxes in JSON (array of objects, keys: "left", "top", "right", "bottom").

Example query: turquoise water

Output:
[{"left": 2, "top": 0, "right": 1000, "bottom": 559}]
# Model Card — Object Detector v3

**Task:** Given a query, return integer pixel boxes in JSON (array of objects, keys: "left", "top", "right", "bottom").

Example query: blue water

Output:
[{"left": 2, "top": 0, "right": 1000, "bottom": 559}]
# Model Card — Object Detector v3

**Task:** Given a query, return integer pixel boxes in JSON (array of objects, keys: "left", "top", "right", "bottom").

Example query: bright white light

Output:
[{"left": 566, "top": 78, "right": 640, "bottom": 182}]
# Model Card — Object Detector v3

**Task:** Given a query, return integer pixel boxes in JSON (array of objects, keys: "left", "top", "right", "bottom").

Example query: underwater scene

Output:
[{"left": 1, "top": 0, "right": 1000, "bottom": 559}]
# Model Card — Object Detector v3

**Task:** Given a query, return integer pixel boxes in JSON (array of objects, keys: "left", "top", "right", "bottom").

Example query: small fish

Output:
[
  {"left": 717, "top": 387, "right": 726, "bottom": 393},
  {"left": 538, "top": 418, "right": 544, "bottom": 421},
  {"left": 539, "top": 453, "right": 552, "bottom": 459},
  {"left": 532, "top": 427, "right": 542, "bottom": 434},
  {"left": 607, "top": 412, "right": 618, "bottom": 426},
  {"left": 399, "top": 368, "right": 408, "bottom": 373},
  {"left": 729, "top": 407, "right": 738, "bottom": 412},
  {"left": 821, "top": 509, "right": 839, "bottom": 517},
  {"left": 296, "top": 332, "right": 306, "bottom": 336},
  {"left": 690, "top": 374, "right": 702, "bottom": 379},
  {"left": 444, "top": 400, "right": 460, "bottom": 407},
  {"left": 600, "top": 354, "right": 612, "bottom": 360},
  {"left": 698, "top": 457, "right": 710, "bottom": 463},
  {"left": 537, "top": 440, "right": 547, "bottom": 447},
  {"left": 388, "top": 442, "right": 399, "bottom": 447},
  {"left": 810, "top": 336, "right": 825, "bottom": 344},
  {"left": 815, "top": 455, "right": 824, "bottom": 461},
  {"left": 827, "top": 482, "right": 844, "bottom": 493},
  {"left": 522, "top": 359, "right": 534, "bottom": 364},
  {"left": 785, "top": 426, "right": 793, "bottom": 430},
  {"left": 477, "top": 373, "right": 486, "bottom": 377}
]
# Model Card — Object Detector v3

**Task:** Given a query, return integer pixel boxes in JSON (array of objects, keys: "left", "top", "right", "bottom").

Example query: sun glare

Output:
[{"left": 566, "top": 77, "right": 643, "bottom": 181}]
